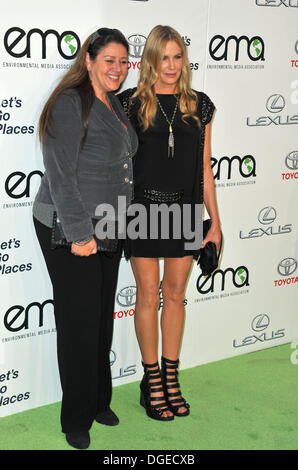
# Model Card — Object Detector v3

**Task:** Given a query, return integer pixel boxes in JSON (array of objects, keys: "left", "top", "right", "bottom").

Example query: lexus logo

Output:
[
  {"left": 258, "top": 206, "right": 277, "bottom": 225},
  {"left": 251, "top": 314, "right": 270, "bottom": 332},
  {"left": 266, "top": 94, "right": 285, "bottom": 113},
  {"left": 277, "top": 258, "right": 297, "bottom": 276},
  {"left": 110, "top": 350, "right": 117, "bottom": 366},
  {"left": 285, "top": 151, "right": 298, "bottom": 170},
  {"left": 128, "top": 34, "right": 147, "bottom": 58},
  {"left": 117, "top": 286, "right": 137, "bottom": 307},
  {"left": 256, "top": 0, "right": 298, "bottom": 6}
]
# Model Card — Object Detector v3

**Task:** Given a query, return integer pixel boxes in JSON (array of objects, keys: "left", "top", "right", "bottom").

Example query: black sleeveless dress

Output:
[{"left": 117, "top": 88, "right": 215, "bottom": 259}]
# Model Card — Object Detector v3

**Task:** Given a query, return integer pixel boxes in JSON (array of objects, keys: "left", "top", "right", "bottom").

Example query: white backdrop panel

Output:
[{"left": 0, "top": 0, "right": 297, "bottom": 417}]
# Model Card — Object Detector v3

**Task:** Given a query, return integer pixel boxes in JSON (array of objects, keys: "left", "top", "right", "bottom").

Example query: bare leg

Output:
[
  {"left": 161, "top": 256, "right": 193, "bottom": 414},
  {"left": 130, "top": 257, "right": 160, "bottom": 363},
  {"left": 130, "top": 257, "right": 173, "bottom": 418}
]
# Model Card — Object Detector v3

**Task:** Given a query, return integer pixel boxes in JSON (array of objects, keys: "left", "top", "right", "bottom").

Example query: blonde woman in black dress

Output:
[{"left": 118, "top": 25, "right": 221, "bottom": 421}]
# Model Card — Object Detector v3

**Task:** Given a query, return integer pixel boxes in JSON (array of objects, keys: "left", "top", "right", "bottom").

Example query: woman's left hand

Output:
[
  {"left": 202, "top": 222, "right": 222, "bottom": 252},
  {"left": 71, "top": 238, "right": 98, "bottom": 257}
]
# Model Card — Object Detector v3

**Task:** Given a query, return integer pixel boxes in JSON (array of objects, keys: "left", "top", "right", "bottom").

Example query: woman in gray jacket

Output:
[{"left": 33, "top": 28, "right": 138, "bottom": 449}]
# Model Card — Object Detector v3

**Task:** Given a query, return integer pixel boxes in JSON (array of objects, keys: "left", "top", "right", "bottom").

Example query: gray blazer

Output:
[{"left": 33, "top": 88, "right": 138, "bottom": 242}]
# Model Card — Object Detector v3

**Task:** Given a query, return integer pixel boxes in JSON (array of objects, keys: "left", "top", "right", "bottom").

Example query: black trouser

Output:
[{"left": 33, "top": 217, "right": 121, "bottom": 433}]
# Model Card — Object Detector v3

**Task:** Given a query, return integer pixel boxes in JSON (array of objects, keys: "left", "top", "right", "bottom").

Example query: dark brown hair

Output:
[{"left": 39, "top": 28, "right": 129, "bottom": 143}]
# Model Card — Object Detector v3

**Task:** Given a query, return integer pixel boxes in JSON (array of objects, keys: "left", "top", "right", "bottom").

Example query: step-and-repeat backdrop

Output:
[{"left": 1, "top": 0, "right": 297, "bottom": 417}]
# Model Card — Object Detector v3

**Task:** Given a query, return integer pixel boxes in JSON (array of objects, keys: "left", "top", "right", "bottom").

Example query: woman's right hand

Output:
[
  {"left": 71, "top": 238, "right": 98, "bottom": 257},
  {"left": 202, "top": 222, "right": 222, "bottom": 252}
]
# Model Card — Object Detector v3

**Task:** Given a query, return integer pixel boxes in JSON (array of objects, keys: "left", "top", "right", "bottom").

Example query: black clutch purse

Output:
[
  {"left": 50, "top": 211, "right": 118, "bottom": 252},
  {"left": 197, "top": 219, "right": 222, "bottom": 276}
]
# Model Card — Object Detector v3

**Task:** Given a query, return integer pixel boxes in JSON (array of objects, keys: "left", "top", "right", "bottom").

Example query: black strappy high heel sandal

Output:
[
  {"left": 140, "top": 361, "right": 174, "bottom": 421},
  {"left": 161, "top": 356, "right": 190, "bottom": 417}
]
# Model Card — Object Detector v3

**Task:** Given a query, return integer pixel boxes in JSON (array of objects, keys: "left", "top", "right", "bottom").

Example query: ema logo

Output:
[
  {"left": 209, "top": 35, "right": 265, "bottom": 62},
  {"left": 211, "top": 154, "right": 256, "bottom": 181},
  {"left": 4, "top": 300, "right": 54, "bottom": 332},
  {"left": 4, "top": 170, "right": 43, "bottom": 199},
  {"left": 196, "top": 265, "right": 249, "bottom": 294},
  {"left": 3, "top": 27, "right": 80, "bottom": 60}
]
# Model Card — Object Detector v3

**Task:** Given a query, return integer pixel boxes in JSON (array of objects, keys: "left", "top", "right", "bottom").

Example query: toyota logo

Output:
[
  {"left": 277, "top": 258, "right": 297, "bottom": 276},
  {"left": 251, "top": 314, "right": 270, "bottom": 332},
  {"left": 117, "top": 286, "right": 137, "bottom": 307},
  {"left": 285, "top": 151, "right": 298, "bottom": 170},
  {"left": 266, "top": 94, "right": 285, "bottom": 113},
  {"left": 258, "top": 206, "right": 277, "bottom": 225},
  {"left": 295, "top": 40, "right": 298, "bottom": 55},
  {"left": 128, "top": 34, "right": 147, "bottom": 58}
]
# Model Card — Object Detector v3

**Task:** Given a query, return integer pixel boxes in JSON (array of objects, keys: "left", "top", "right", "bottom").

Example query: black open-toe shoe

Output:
[
  {"left": 161, "top": 356, "right": 190, "bottom": 417},
  {"left": 140, "top": 360, "right": 174, "bottom": 421}
]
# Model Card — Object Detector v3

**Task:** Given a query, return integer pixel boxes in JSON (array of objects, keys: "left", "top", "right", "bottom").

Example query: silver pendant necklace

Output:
[{"left": 156, "top": 95, "right": 179, "bottom": 158}]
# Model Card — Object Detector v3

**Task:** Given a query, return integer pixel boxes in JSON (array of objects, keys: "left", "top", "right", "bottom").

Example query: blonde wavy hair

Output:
[{"left": 132, "top": 25, "right": 199, "bottom": 130}]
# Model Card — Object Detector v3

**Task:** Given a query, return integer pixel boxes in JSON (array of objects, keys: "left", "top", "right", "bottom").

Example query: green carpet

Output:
[{"left": 1, "top": 343, "right": 297, "bottom": 451}]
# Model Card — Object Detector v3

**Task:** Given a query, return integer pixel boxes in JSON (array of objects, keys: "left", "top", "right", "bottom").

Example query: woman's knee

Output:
[
  {"left": 162, "top": 282, "right": 185, "bottom": 304},
  {"left": 136, "top": 283, "right": 160, "bottom": 309}
]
